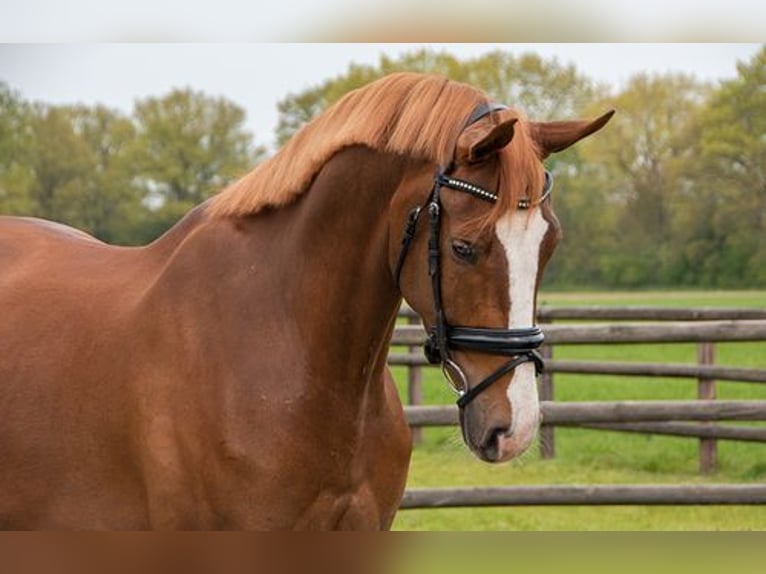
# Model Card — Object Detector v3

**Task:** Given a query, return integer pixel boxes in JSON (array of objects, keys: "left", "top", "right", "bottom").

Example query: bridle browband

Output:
[{"left": 394, "top": 102, "right": 553, "bottom": 410}]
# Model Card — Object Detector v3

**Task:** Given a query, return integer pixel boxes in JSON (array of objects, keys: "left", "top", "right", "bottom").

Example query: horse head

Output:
[{"left": 391, "top": 106, "right": 614, "bottom": 463}]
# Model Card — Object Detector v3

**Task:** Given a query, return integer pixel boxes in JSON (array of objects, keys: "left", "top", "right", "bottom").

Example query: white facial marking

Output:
[{"left": 494, "top": 208, "right": 549, "bottom": 459}]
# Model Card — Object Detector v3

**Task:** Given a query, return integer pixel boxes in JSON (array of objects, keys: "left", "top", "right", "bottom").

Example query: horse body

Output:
[
  {"left": 0, "top": 73, "right": 612, "bottom": 529},
  {"left": 0, "top": 146, "right": 412, "bottom": 529}
]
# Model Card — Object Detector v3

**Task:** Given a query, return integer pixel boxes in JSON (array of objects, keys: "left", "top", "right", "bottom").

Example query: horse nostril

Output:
[{"left": 479, "top": 427, "right": 507, "bottom": 462}]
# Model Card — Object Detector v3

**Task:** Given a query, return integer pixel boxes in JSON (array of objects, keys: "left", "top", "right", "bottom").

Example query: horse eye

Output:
[{"left": 451, "top": 240, "right": 476, "bottom": 262}]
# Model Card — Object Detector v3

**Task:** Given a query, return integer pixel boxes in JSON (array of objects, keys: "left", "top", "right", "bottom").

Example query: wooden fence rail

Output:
[
  {"left": 405, "top": 401, "right": 766, "bottom": 426},
  {"left": 388, "top": 355, "right": 766, "bottom": 383},
  {"left": 563, "top": 422, "right": 766, "bottom": 442},
  {"left": 398, "top": 305, "right": 766, "bottom": 322},
  {"left": 392, "top": 320, "right": 766, "bottom": 346},
  {"left": 400, "top": 484, "right": 766, "bottom": 509},
  {"left": 536, "top": 306, "right": 766, "bottom": 321}
]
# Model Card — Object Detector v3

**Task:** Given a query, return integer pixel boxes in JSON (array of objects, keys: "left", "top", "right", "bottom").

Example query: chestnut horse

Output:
[{"left": 0, "top": 73, "right": 612, "bottom": 529}]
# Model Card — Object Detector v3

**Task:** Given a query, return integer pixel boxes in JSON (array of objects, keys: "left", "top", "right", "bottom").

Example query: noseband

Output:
[{"left": 394, "top": 103, "right": 553, "bottom": 410}]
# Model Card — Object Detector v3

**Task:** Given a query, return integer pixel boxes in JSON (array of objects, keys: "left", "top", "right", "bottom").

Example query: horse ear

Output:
[
  {"left": 530, "top": 110, "right": 615, "bottom": 158},
  {"left": 468, "top": 118, "right": 518, "bottom": 162}
]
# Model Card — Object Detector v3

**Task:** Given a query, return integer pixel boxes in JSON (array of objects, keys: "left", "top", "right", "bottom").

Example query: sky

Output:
[
  {"left": 0, "top": 44, "right": 761, "bottom": 150},
  {"left": 0, "top": 0, "right": 764, "bottom": 41}
]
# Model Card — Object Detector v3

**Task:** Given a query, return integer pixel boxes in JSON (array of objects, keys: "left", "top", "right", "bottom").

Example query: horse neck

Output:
[
  {"left": 274, "top": 146, "right": 415, "bottom": 381},
  {"left": 150, "top": 146, "right": 420, "bottom": 373}
]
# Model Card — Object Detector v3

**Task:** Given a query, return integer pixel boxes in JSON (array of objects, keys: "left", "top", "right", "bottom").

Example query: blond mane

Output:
[{"left": 208, "top": 73, "right": 542, "bottom": 220}]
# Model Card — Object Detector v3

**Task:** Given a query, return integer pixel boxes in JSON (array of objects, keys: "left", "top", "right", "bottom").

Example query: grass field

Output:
[{"left": 390, "top": 290, "right": 766, "bottom": 530}]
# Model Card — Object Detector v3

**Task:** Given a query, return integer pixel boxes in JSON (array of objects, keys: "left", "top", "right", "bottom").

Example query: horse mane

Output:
[{"left": 208, "top": 73, "right": 543, "bottom": 224}]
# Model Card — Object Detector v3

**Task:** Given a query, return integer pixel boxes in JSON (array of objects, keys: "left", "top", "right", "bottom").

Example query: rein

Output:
[{"left": 394, "top": 103, "right": 553, "bottom": 410}]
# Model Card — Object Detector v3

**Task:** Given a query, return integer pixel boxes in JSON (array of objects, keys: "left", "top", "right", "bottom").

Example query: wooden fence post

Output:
[
  {"left": 698, "top": 342, "right": 717, "bottom": 474},
  {"left": 408, "top": 314, "right": 423, "bottom": 445},
  {"left": 539, "top": 323, "right": 555, "bottom": 459}
]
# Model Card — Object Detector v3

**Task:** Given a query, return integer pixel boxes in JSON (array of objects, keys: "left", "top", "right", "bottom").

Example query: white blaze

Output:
[{"left": 494, "top": 208, "right": 549, "bottom": 459}]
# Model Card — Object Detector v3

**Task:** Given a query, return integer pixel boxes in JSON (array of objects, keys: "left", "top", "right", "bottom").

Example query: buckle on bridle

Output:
[{"left": 423, "top": 331, "right": 441, "bottom": 365}]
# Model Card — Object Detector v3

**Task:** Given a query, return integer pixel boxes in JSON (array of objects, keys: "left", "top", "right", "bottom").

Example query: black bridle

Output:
[{"left": 394, "top": 103, "right": 553, "bottom": 410}]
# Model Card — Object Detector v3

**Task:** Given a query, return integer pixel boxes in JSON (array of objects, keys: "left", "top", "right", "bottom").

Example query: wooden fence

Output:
[{"left": 390, "top": 305, "right": 766, "bottom": 508}]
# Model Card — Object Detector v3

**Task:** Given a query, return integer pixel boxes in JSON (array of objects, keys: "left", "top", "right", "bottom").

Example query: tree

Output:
[
  {"left": 1, "top": 86, "right": 266, "bottom": 244},
  {"left": 132, "top": 88, "right": 263, "bottom": 206},
  {"left": 55, "top": 105, "right": 144, "bottom": 243},
  {"left": 1, "top": 99, "right": 147, "bottom": 243},
  {"left": 127, "top": 88, "right": 265, "bottom": 241},
  {"left": 676, "top": 47, "right": 766, "bottom": 287},
  {"left": 464, "top": 51, "right": 601, "bottom": 120},
  {"left": 24, "top": 105, "right": 96, "bottom": 221},
  {"left": 573, "top": 73, "right": 706, "bottom": 287},
  {"left": 275, "top": 49, "right": 599, "bottom": 146},
  {"left": 0, "top": 82, "right": 35, "bottom": 214}
]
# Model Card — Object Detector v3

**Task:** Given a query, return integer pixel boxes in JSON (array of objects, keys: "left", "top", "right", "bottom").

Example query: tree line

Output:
[
  {"left": 0, "top": 87, "right": 265, "bottom": 245},
  {"left": 1, "top": 47, "right": 764, "bottom": 288}
]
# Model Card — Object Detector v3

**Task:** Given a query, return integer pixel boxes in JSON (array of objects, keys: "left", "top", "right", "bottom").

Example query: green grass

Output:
[{"left": 391, "top": 290, "right": 766, "bottom": 530}]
